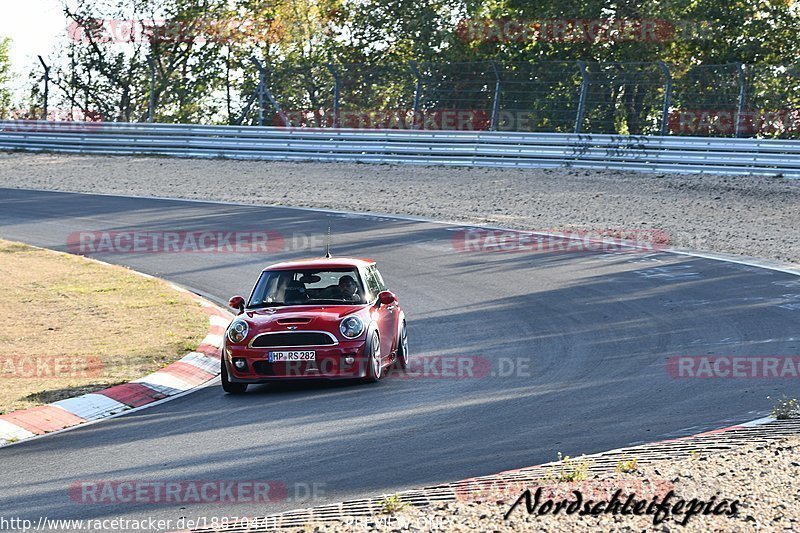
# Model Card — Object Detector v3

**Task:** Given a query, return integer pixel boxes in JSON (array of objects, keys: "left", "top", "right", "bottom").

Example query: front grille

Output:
[
  {"left": 251, "top": 360, "right": 322, "bottom": 376},
  {"left": 253, "top": 361, "right": 281, "bottom": 375},
  {"left": 250, "top": 332, "right": 335, "bottom": 348}
]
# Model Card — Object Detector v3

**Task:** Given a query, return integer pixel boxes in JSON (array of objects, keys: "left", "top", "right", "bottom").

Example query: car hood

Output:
[{"left": 242, "top": 304, "right": 367, "bottom": 332}]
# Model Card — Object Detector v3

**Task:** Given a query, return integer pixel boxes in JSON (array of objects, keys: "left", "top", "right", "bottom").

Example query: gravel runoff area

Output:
[
  {"left": 312, "top": 437, "right": 800, "bottom": 532},
  {"left": 0, "top": 153, "right": 799, "bottom": 265}
]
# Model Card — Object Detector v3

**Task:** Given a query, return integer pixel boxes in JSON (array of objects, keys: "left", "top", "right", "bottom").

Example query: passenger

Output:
[{"left": 284, "top": 280, "right": 309, "bottom": 303}]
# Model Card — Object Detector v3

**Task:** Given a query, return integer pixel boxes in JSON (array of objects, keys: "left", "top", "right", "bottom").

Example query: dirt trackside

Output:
[
  {"left": 304, "top": 437, "right": 800, "bottom": 532},
  {"left": 0, "top": 152, "right": 798, "bottom": 265}
]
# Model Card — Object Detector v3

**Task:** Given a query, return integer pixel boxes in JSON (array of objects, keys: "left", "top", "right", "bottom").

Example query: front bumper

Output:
[{"left": 224, "top": 339, "right": 370, "bottom": 382}]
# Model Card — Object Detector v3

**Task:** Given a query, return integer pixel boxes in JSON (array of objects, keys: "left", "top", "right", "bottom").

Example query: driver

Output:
[{"left": 336, "top": 275, "right": 359, "bottom": 301}]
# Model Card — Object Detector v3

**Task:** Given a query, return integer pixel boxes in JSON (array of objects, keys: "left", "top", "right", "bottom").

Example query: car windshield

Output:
[{"left": 248, "top": 268, "right": 367, "bottom": 307}]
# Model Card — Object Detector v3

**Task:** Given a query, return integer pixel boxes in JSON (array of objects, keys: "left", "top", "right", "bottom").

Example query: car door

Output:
[{"left": 365, "top": 266, "right": 396, "bottom": 364}]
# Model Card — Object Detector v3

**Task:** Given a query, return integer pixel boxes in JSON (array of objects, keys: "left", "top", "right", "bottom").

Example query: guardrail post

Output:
[
  {"left": 326, "top": 64, "right": 341, "bottom": 128},
  {"left": 490, "top": 61, "right": 501, "bottom": 131},
  {"left": 409, "top": 61, "right": 422, "bottom": 129},
  {"left": 735, "top": 63, "right": 747, "bottom": 138},
  {"left": 147, "top": 55, "right": 156, "bottom": 122},
  {"left": 574, "top": 60, "right": 589, "bottom": 133},
  {"left": 37, "top": 56, "right": 50, "bottom": 120},
  {"left": 658, "top": 62, "right": 672, "bottom": 136}
]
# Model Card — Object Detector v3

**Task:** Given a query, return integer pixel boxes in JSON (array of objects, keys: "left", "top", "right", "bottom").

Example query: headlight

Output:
[
  {"left": 340, "top": 316, "right": 364, "bottom": 339},
  {"left": 227, "top": 320, "right": 249, "bottom": 344}
]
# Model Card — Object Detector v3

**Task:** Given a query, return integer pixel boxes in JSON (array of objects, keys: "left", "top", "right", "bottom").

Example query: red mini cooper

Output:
[{"left": 221, "top": 257, "right": 408, "bottom": 393}]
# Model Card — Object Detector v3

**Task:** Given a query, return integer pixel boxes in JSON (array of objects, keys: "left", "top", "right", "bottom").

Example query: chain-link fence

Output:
[{"left": 237, "top": 60, "right": 800, "bottom": 138}]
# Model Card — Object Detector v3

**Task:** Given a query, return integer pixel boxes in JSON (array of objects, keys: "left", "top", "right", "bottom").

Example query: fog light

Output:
[
  {"left": 344, "top": 356, "right": 355, "bottom": 365},
  {"left": 233, "top": 358, "right": 247, "bottom": 370}
]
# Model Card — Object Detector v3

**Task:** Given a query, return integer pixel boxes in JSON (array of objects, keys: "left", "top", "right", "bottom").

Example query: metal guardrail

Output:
[{"left": 1, "top": 120, "right": 799, "bottom": 178}]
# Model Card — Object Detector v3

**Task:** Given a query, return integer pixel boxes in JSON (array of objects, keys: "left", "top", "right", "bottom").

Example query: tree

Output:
[
  {"left": 0, "top": 37, "right": 12, "bottom": 117},
  {"left": 28, "top": 0, "right": 800, "bottom": 135}
]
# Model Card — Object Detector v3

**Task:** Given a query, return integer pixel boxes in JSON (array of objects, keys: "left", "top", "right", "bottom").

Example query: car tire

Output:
[
  {"left": 364, "top": 331, "right": 382, "bottom": 383},
  {"left": 221, "top": 360, "right": 248, "bottom": 394},
  {"left": 396, "top": 321, "right": 409, "bottom": 370}
]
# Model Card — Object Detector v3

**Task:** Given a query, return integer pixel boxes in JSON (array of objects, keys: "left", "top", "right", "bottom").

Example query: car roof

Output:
[{"left": 263, "top": 257, "right": 376, "bottom": 271}]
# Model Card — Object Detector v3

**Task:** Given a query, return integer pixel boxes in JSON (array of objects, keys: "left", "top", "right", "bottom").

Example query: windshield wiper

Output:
[
  {"left": 248, "top": 299, "right": 363, "bottom": 308},
  {"left": 307, "top": 299, "right": 364, "bottom": 304}
]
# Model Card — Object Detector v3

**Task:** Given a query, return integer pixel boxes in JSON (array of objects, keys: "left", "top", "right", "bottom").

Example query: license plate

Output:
[{"left": 268, "top": 350, "right": 316, "bottom": 362}]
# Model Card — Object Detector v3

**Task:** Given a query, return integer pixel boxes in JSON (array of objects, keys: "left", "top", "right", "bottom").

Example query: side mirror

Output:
[
  {"left": 228, "top": 295, "right": 245, "bottom": 314},
  {"left": 377, "top": 290, "right": 396, "bottom": 307}
]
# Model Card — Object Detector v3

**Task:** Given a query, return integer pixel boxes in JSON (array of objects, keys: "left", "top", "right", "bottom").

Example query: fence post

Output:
[
  {"left": 490, "top": 61, "right": 501, "bottom": 131},
  {"left": 250, "top": 57, "right": 290, "bottom": 127},
  {"left": 658, "top": 62, "right": 672, "bottom": 136},
  {"left": 409, "top": 61, "right": 422, "bottom": 129},
  {"left": 147, "top": 55, "right": 156, "bottom": 122},
  {"left": 574, "top": 60, "right": 589, "bottom": 133},
  {"left": 257, "top": 72, "right": 265, "bottom": 126},
  {"left": 235, "top": 92, "right": 258, "bottom": 126},
  {"left": 37, "top": 56, "right": 50, "bottom": 120},
  {"left": 263, "top": 86, "right": 288, "bottom": 126},
  {"left": 326, "top": 64, "right": 341, "bottom": 128},
  {"left": 734, "top": 63, "right": 747, "bottom": 138}
]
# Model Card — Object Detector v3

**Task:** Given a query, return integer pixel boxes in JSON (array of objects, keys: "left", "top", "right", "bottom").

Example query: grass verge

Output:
[{"left": 0, "top": 239, "right": 209, "bottom": 413}]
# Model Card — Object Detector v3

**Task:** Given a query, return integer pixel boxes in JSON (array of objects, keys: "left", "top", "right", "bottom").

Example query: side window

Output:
[
  {"left": 364, "top": 267, "right": 382, "bottom": 299},
  {"left": 372, "top": 267, "right": 387, "bottom": 291}
]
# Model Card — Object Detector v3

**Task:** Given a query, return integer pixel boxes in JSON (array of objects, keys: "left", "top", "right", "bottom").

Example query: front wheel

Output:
[
  {"left": 221, "top": 360, "right": 248, "bottom": 394},
  {"left": 396, "top": 321, "right": 409, "bottom": 370},
  {"left": 363, "top": 331, "right": 383, "bottom": 383}
]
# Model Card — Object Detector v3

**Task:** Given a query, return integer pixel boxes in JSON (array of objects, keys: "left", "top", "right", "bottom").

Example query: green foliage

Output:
[
  {"left": 615, "top": 454, "right": 639, "bottom": 473},
  {"left": 27, "top": 0, "right": 800, "bottom": 131},
  {"left": 771, "top": 396, "right": 800, "bottom": 419},
  {"left": 543, "top": 452, "right": 592, "bottom": 482},
  {"left": 379, "top": 494, "right": 407, "bottom": 514},
  {"left": 0, "top": 37, "right": 11, "bottom": 116}
]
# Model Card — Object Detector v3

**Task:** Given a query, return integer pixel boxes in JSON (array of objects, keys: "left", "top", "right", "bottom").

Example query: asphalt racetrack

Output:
[{"left": 1, "top": 187, "right": 798, "bottom": 525}]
